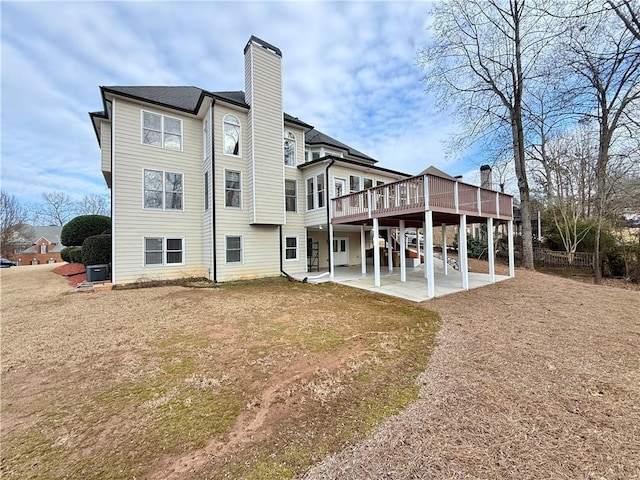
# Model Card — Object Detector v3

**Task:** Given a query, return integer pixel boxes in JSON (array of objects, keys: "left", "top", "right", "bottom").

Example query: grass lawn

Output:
[{"left": 0, "top": 266, "right": 439, "bottom": 479}]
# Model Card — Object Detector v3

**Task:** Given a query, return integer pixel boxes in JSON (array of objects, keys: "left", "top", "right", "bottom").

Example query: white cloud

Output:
[{"left": 1, "top": 0, "right": 475, "bottom": 208}]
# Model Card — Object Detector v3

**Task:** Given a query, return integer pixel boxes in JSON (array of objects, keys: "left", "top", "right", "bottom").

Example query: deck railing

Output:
[{"left": 331, "top": 174, "right": 513, "bottom": 223}]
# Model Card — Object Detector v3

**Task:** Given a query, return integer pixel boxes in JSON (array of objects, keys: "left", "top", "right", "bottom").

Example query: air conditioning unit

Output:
[{"left": 86, "top": 264, "right": 108, "bottom": 282}]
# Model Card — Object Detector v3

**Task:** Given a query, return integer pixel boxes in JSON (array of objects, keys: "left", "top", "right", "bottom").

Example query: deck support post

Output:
[
  {"left": 399, "top": 220, "right": 406, "bottom": 282},
  {"left": 508, "top": 219, "right": 515, "bottom": 277},
  {"left": 387, "top": 228, "right": 393, "bottom": 273},
  {"left": 360, "top": 225, "right": 366, "bottom": 276},
  {"left": 425, "top": 210, "right": 435, "bottom": 298},
  {"left": 329, "top": 222, "right": 335, "bottom": 279},
  {"left": 373, "top": 218, "right": 381, "bottom": 287},
  {"left": 416, "top": 227, "right": 422, "bottom": 264},
  {"left": 487, "top": 217, "right": 495, "bottom": 283},
  {"left": 423, "top": 221, "right": 428, "bottom": 279},
  {"left": 459, "top": 214, "right": 469, "bottom": 290},
  {"left": 442, "top": 223, "right": 448, "bottom": 276}
]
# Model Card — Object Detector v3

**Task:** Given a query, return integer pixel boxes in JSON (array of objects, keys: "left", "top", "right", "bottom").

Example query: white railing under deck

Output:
[{"left": 331, "top": 174, "right": 513, "bottom": 223}]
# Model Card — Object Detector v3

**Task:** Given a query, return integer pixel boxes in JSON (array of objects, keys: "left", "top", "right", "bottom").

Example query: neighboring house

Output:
[
  {"left": 89, "top": 35, "right": 514, "bottom": 295},
  {"left": 9, "top": 226, "right": 65, "bottom": 265}
]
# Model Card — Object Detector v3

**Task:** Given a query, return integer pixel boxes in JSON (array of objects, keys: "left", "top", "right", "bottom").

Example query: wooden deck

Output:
[{"left": 331, "top": 174, "right": 513, "bottom": 225}]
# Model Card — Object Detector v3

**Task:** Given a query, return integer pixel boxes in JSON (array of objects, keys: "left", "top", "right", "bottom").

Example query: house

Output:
[
  {"left": 90, "top": 35, "right": 514, "bottom": 296},
  {"left": 8, "top": 226, "right": 65, "bottom": 265}
]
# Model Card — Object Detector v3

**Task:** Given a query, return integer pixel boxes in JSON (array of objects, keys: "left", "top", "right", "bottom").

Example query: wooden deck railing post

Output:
[
  {"left": 423, "top": 175, "right": 430, "bottom": 211},
  {"left": 477, "top": 188, "right": 482, "bottom": 215},
  {"left": 454, "top": 182, "right": 459, "bottom": 213}
]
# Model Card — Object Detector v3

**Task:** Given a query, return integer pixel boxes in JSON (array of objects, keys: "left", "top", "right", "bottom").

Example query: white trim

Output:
[
  {"left": 140, "top": 109, "right": 183, "bottom": 152},
  {"left": 249, "top": 47, "right": 257, "bottom": 224},
  {"left": 111, "top": 98, "right": 116, "bottom": 284},
  {"left": 142, "top": 168, "right": 185, "bottom": 211},
  {"left": 284, "top": 235, "right": 298, "bottom": 261},
  {"left": 223, "top": 168, "right": 243, "bottom": 210},
  {"left": 142, "top": 236, "right": 186, "bottom": 267},
  {"left": 487, "top": 217, "right": 495, "bottom": 283},
  {"left": 222, "top": 113, "right": 242, "bottom": 158},
  {"left": 425, "top": 212, "right": 435, "bottom": 298},
  {"left": 224, "top": 234, "right": 244, "bottom": 265}
]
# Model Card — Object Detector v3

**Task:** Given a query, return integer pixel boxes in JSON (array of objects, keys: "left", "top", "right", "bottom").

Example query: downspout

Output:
[
  {"left": 210, "top": 101, "right": 217, "bottom": 283},
  {"left": 325, "top": 158, "right": 336, "bottom": 267}
]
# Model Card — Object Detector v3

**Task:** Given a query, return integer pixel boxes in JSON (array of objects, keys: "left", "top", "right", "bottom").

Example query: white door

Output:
[
  {"left": 333, "top": 237, "right": 349, "bottom": 266},
  {"left": 334, "top": 178, "right": 347, "bottom": 212}
]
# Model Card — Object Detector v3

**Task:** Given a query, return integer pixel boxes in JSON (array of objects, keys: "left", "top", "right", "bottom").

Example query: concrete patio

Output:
[{"left": 291, "top": 258, "right": 512, "bottom": 303}]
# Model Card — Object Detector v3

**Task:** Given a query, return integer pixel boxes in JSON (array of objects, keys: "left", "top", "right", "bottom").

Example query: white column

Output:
[
  {"left": 387, "top": 228, "right": 393, "bottom": 273},
  {"left": 441, "top": 223, "right": 448, "bottom": 276},
  {"left": 487, "top": 217, "right": 495, "bottom": 283},
  {"left": 399, "top": 220, "right": 407, "bottom": 282},
  {"left": 373, "top": 218, "right": 381, "bottom": 287},
  {"left": 416, "top": 227, "right": 421, "bottom": 264},
  {"left": 508, "top": 219, "right": 515, "bottom": 277},
  {"left": 360, "top": 225, "right": 366, "bottom": 276},
  {"left": 459, "top": 214, "right": 469, "bottom": 290},
  {"left": 329, "top": 223, "right": 335, "bottom": 279},
  {"left": 423, "top": 222, "right": 428, "bottom": 279},
  {"left": 425, "top": 211, "right": 435, "bottom": 298}
]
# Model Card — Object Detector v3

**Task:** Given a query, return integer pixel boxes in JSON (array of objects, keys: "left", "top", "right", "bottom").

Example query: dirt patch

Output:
[
  {"left": 303, "top": 268, "right": 640, "bottom": 479},
  {"left": 0, "top": 265, "right": 438, "bottom": 479}
]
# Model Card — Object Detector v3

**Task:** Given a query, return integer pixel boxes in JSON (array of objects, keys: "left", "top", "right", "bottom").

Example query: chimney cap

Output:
[
  {"left": 244, "top": 35, "right": 282, "bottom": 57},
  {"left": 480, "top": 164, "right": 492, "bottom": 171}
]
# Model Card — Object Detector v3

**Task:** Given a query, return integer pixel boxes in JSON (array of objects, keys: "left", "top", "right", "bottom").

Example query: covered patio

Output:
[{"left": 324, "top": 171, "right": 515, "bottom": 301}]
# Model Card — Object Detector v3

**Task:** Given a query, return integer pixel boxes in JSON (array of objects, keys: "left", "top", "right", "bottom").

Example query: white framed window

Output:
[
  {"left": 317, "top": 173, "right": 325, "bottom": 208},
  {"left": 144, "top": 237, "right": 184, "bottom": 266},
  {"left": 224, "top": 169, "right": 242, "bottom": 209},
  {"left": 223, "top": 114, "right": 241, "bottom": 157},
  {"left": 204, "top": 171, "right": 209, "bottom": 211},
  {"left": 349, "top": 175, "right": 361, "bottom": 194},
  {"left": 285, "top": 237, "right": 298, "bottom": 260},
  {"left": 143, "top": 169, "right": 183, "bottom": 210},
  {"left": 142, "top": 111, "right": 182, "bottom": 150},
  {"left": 284, "top": 131, "right": 296, "bottom": 167},
  {"left": 306, "top": 178, "right": 315, "bottom": 210},
  {"left": 306, "top": 174, "right": 326, "bottom": 211},
  {"left": 285, "top": 179, "right": 297, "bottom": 212},
  {"left": 40, "top": 244, "right": 47, "bottom": 254},
  {"left": 225, "top": 235, "right": 243, "bottom": 264}
]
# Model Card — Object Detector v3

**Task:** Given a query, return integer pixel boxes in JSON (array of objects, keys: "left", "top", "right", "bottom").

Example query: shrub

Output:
[
  {"left": 61, "top": 246, "right": 82, "bottom": 263},
  {"left": 453, "top": 233, "right": 488, "bottom": 259},
  {"left": 81, "top": 234, "right": 111, "bottom": 266},
  {"left": 61, "top": 215, "right": 111, "bottom": 247}
]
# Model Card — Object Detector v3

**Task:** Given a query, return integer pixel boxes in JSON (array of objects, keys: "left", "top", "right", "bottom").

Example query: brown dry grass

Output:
[
  {"left": 0, "top": 264, "right": 438, "bottom": 479},
  {"left": 303, "top": 268, "right": 640, "bottom": 479}
]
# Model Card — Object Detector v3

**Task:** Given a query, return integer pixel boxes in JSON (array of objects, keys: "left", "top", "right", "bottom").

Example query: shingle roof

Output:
[
  {"left": 305, "top": 129, "right": 375, "bottom": 163},
  {"left": 103, "top": 86, "right": 204, "bottom": 112}
]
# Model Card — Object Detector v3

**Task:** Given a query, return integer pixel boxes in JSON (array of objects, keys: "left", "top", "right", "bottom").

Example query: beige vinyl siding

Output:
[
  {"left": 100, "top": 121, "right": 112, "bottom": 176},
  {"left": 201, "top": 104, "right": 213, "bottom": 277},
  {"left": 246, "top": 43, "right": 284, "bottom": 225},
  {"left": 111, "top": 98, "right": 206, "bottom": 284}
]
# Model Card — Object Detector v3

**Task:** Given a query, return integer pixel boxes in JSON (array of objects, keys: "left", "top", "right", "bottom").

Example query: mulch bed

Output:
[{"left": 52, "top": 263, "right": 86, "bottom": 287}]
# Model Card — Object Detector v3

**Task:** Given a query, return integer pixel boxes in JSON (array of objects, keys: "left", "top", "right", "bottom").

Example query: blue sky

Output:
[{"left": 1, "top": 1, "right": 486, "bottom": 205}]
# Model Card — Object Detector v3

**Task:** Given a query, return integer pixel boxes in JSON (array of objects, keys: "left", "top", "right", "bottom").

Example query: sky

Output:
[{"left": 1, "top": 0, "right": 488, "bottom": 206}]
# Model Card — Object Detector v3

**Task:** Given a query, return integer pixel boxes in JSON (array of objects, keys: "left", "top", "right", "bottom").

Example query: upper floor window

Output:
[
  {"left": 224, "top": 169, "right": 242, "bottom": 208},
  {"left": 285, "top": 179, "right": 297, "bottom": 212},
  {"left": 306, "top": 174, "right": 326, "bottom": 211},
  {"left": 40, "top": 244, "right": 47, "bottom": 254},
  {"left": 144, "top": 169, "right": 183, "bottom": 210},
  {"left": 142, "top": 111, "right": 182, "bottom": 150},
  {"left": 284, "top": 131, "right": 296, "bottom": 167},
  {"left": 223, "top": 114, "right": 241, "bottom": 156}
]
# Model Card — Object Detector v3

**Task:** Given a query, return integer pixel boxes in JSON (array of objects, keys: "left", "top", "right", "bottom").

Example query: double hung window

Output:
[
  {"left": 144, "top": 169, "right": 183, "bottom": 210},
  {"left": 144, "top": 237, "right": 184, "bottom": 266},
  {"left": 224, "top": 170, "right": 242, "bottom": 208},
  {"left": 142, "top": 111, "right": 182, "bottom": 150}
]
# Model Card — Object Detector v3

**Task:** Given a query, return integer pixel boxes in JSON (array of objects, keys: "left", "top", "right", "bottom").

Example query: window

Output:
[
  {"left": 307, "top": 178, "right": 315, "bottom": 210},
  {"left": 306, "top": 174, "right": 326, "bottom": 211},
  {"left": 144, "top": 237, "right": 183, "bottom": 266},
  {"left": 223, "top": 114, "right": 241, "bottom": 156},
  {"left": 312, "top": 152, "right": 320, "bottom": 161},
  {"left": 317, "top": 173, "right": 325, "bottom": 208},
  {"left": 224, "top": 170, "right": 241, "bottom": 208},
  {"left": 284, "top": 131, "right": 296, "bottom": 167},
  {"left": 40, "top": 244, "right": 47, "bottom": 254},
  {"left": 144, "top": 169, "right": 183, "bottom": 210},
  {"left": 285, "top": 237, "right": 298, "bottom": 260},
  {"left": 142, "top": 111, "right": 182, "bottom": 150},
  {"left": 204, "top": 171, "right": 209, "bottom": 211},
  {"left": 349, "top": 175, "right": 361, "bottom": 207},
  {"left": 225, "top": 235, "right": 242, "bottom": 263},
  {"left": 285, "top": 179, "right": 297, "bottom": 212},
  {"left": 363, "top": 178, "right": 373, "bottom": 190}
]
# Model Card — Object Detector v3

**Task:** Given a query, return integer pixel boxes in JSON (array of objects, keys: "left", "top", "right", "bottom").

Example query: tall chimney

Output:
[
  {"left": 244, "top": 36, "right": 284, "bottom": 225},
  {"left": 480, "top": 164, "right": 492, "bottom": 189}
]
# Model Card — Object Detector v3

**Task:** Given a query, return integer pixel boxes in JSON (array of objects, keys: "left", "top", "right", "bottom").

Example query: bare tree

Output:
[
  {"left": 76, "top": 194, "right": 110, "bottom": 217},
  {"left": 607, "top": 0, "right": 640, "bottom": 41},
  {"left": 566, "top": 5, "right": 640, "bottom": 282},
  {"left": 30, "top": 192, "right": 77, "bottom": 226},
  {"left": 418, "top": 0, "right": 560, "bottom": 269},
  {"left": 0, "top": 191, "right": 31, "bottom": 258}
]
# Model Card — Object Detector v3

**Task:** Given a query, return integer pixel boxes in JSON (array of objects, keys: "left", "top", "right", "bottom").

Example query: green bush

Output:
[
  {"left": 453, "top": 233, "right": 488, "bottom": 259},
  {"left": 61, "top": 215, "right": 111, "bottom": 247},
  {"left": 81, "top": 234, "right": 111, "bottom": 267},
  {"left": 61, "top": 246, "right": 82, "bottom": 263}
]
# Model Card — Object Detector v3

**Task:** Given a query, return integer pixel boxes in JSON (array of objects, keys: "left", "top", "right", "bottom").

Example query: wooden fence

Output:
[{"left": 533, "top": 248, "right": 593, "bottom": 269}]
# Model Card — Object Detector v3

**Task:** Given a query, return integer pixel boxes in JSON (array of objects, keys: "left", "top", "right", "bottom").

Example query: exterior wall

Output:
[
  {"left": 245, "top": 41, "right": 284, "bottom": 225},
  {"left": 111, "top": 98, "right": 206, "bottom": 284},
  {"left": 201, "top": 104, "right": 213, "bottom": 277}
]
